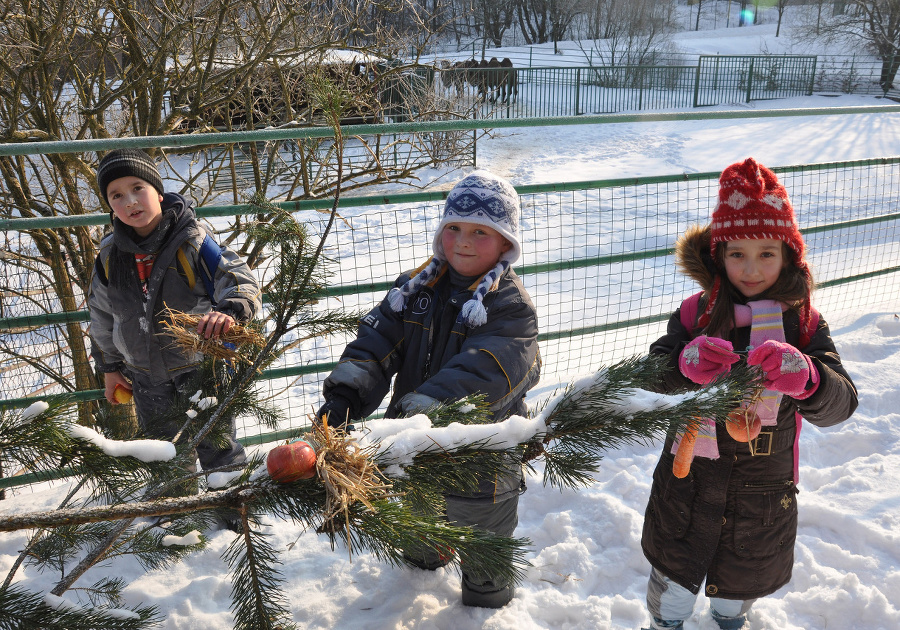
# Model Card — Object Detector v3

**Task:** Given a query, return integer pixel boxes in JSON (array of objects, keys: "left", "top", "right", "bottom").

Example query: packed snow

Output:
[{"left": 3, "top": 9, "right": 900, "bottom": 630}]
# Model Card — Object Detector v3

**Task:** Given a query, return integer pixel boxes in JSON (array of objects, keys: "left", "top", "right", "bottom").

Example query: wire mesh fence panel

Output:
[
  {"left": 694, "top": 55, "right": 817, "bottom": 106},
  {"left": 2, "top": 158, "right": 900, "bottom": 449}
]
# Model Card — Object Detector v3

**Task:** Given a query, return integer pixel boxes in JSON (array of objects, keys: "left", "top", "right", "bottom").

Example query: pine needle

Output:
[{"left": 159, "top": 306, "right": 265, "bottom": 363}]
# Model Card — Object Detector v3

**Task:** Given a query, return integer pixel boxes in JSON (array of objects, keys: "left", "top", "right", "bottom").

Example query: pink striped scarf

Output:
[{"left": 671, "top": 299, "right": 786, "bottom": 460}]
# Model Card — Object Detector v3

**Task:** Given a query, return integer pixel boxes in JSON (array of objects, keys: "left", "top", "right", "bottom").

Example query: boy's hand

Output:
[
  {"left": 103, "top": 370, "right": 132, "bottom": 405},
  {"left": 679, "top": 335, "right": 740, "bottom": 385},
  {"left": 316, "top": 397, "right": 352, "bottom": 430},
  {"left": 197, "top": 311, "right": 235, "bottom": 339}
]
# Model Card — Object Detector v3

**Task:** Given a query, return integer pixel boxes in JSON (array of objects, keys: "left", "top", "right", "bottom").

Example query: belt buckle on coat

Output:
[{"left": 750, "top": 430, "right": 774, "bottom": 456}]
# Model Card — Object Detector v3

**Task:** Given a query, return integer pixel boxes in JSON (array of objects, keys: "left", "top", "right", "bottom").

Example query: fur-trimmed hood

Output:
[{"left": 675, "top": 224, "right": 716, "bottom": 292}]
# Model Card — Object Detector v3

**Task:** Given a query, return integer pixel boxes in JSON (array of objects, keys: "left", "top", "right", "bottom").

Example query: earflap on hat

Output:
[{"left": 432, "top": 170, "right": 521, "bottom": 265}]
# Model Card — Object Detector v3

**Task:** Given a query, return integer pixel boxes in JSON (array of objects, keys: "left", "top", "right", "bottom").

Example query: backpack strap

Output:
[
  {"left": 176, "top": 248, "right": 196, "bottom": 291},
  {"left": 176, "top": 232, "right": 223, "bottom": 303},
  {"left": 808, "top": 307, "right": 820, "bottom": 336},
  {"left": 679, "top": 291, "right": 704, "bottom": 333},
  {"left": 196, "top": 233, "right": 223, "bottom": 302}
]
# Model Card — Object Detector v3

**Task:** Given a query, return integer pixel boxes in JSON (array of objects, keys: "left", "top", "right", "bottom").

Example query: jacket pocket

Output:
[
  {"left": 647, "top": 459, "right": 696, "bottom": 540},
  {"left": 733, "top": 482, "right": 798, "bottom": 559}
]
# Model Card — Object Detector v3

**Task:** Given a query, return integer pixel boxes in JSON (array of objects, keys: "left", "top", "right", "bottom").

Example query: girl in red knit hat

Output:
[{"left": 639, "top": 157, "right": 858, "bottom": 630}]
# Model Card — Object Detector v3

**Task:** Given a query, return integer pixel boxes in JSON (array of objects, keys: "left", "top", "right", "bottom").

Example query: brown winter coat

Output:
[{"left": 640, "top": 226, "right": 858, "bottom": 600}]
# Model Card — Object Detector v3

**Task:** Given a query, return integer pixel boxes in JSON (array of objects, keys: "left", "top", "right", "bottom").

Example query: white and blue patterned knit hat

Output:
[{"left": 387, "top": 170, "right": 521, "bottom": 327}]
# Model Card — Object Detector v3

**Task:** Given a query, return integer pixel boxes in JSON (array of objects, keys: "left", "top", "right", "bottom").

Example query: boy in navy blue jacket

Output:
[{"left": 318, "top": 170, "right": 541, "bottom": 608}]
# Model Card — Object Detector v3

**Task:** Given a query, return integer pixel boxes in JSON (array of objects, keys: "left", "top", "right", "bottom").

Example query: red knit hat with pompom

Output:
[
  {"left": 700, "top": 157, "right": 814, "bottom": 346},
  {"left": 710, "top": 157, "right": 805, "bottom": 262}
]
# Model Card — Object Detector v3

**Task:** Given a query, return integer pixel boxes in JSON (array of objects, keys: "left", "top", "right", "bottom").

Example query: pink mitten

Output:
[
  {"left": 679, "top": 336, "right": 740, "bottom": 385},
  {"left": 747, "top": 339, "right": 817, "bottom": 397}
]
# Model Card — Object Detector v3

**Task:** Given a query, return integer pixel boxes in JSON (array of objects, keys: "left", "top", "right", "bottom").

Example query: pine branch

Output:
[
  {"left": 0, "top": 404, "right": 78, "bottom": 478},
  {"left": 223, "top": 511, "right": 294, "bottom": 630},
  {"left": 0, "top": 583, "right": 160, "bottom": 630},
  {"left": 340, "top": 498, "right": 531, "bottom": 588},
  {"left": 535, "top": 357, "right": 762, "bottom": 488},
  {"left": 0, "top": 486, "right": 254, "bottom": 532}
]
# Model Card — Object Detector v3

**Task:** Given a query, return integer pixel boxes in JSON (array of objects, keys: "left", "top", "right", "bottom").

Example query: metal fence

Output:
[
  {"left": 694, "top": 55, "right": 817, "bottom": 107},
  {"left": 2, "top": 145, "right": 899, "bottom": 457},
  {"left": 429, "top": 41, "right": 896, "bottom": 97},
  {"left": 436, "top": 55, "right": 818, "bottom": 120}
]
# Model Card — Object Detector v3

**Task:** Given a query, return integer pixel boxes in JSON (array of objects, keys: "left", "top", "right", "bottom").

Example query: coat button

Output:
[
  {"left": 707, "top": 584, "right": 718, "bottom": 595},
  {"left": 722, "top": 517, "right": 727, "bottom": 525}
]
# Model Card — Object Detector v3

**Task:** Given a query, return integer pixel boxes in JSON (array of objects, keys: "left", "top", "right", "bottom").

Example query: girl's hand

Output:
[
  {"left": 103, "top": 370, "right": 132, "bottom": 404},
  {"left": 679, "top": 335, "right": 740, "bottom": 385},
  {"left": 197, "top": 311, "right": 235, "bottom": 339},
  {"left": 747, "top": 339, "right": 817, "bottom": 397}
]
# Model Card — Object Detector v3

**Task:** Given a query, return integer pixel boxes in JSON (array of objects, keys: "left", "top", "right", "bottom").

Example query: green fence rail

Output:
[{"left": 2, "top": 115, "right": 900, "bottom": 494}]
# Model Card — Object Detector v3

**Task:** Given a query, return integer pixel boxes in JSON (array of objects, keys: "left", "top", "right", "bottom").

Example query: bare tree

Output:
[
  {"left": 775, "top": 0, "right": 791, "bottom": 36},
  {"left": 514, "top": 0, "right": 585, "bottom": 51},
  {"left": 0, "top": 0, "right": 472, "bottom": 425},
  {"left": 576, "top": 0, "right": 676, "bottom": 66},
  {"left": 797, "top": 0, "right": 900, "bottom": 91},
  {"left": 515, "top": 0, "right": 551, "bottom": 44},
  {"left": 476, "top": 0, "right": 516, "bottom": 50},
  {"left": 692, "top": 0, "right": 705, "bottom": 32}
]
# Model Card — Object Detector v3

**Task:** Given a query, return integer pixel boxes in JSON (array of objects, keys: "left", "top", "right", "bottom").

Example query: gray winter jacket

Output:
[
  {"left": 89, "top": 193, "right": 261, "bottom": 386},
  {"left": 323, "top": 264, "right": 541, "bottom": 502}
]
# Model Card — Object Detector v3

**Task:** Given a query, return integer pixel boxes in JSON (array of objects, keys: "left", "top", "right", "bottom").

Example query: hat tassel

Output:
[
  {"left": 387, "top": 287, "right": 407, "bottom": 313},
  {"left": 460, "top": 299, "right": 488, "bottom": 327}
]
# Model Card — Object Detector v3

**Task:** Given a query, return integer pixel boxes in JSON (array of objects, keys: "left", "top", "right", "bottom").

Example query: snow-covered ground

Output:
[{"left": 3, "top": 12, "right": 900, "bottom": 630}]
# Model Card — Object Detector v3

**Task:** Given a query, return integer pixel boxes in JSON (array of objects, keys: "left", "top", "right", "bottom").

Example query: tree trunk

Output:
[{"left": 880, "top": 53, "right": 900, "bottom": 92}]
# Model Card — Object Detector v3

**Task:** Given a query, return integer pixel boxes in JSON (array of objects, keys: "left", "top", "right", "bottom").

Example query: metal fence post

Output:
[
  {"left": 809, "top": 57, "right": 817, "bottom": 96},
  {"left": 693, "top": 62, "right": 702, "bottom": 108},
  {"left": 575, "top": 68, "right": 582, "bottom": 116},
  {"left": 746, "top": 57, "right": 755, "bottom": 103}
]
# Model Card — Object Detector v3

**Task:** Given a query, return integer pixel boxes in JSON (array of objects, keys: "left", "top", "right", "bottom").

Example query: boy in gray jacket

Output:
[
  {"left": 317, "top": 170, "right": 541, "bottom": 608},
  {"left": 89, "top": 149, "right": 261, "bottom": 482}
]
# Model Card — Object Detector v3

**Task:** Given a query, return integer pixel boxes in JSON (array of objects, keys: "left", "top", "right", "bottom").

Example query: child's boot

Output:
[
  {"left": 711, "top": 609, "right": 748, "bottom": 629},
  {"left": 460, "top": 578, "right": 514, "bottom": 608}
]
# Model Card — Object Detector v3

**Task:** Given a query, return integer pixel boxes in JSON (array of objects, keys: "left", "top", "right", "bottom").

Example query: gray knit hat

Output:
[
  {"left": 96, "top": 149, "right": 165, "bottom": 205},
  {"left": 387, "top": 170, "right": 521, "bottom": 328}
]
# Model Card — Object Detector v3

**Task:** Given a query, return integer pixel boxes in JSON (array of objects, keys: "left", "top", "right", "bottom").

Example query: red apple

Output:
[{"left": 267, "top": 440, "right": 317, "bottom": 482}]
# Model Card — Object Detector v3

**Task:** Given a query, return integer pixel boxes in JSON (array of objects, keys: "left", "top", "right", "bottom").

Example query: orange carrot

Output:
[{"left": 672, "top": 423, "right": 699, "bottom": 479}]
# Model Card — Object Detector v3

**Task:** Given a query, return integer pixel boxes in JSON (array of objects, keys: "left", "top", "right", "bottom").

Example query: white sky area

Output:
[{"left": 2, "top": 8, "right": 900, "bottom": 630}]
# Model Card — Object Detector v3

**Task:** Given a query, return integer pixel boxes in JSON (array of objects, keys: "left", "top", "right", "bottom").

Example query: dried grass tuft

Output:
[
  {"left": 311, "top": 420, "right": 395, "bottom": 549},
  {"left": 160, "top": 306, "right": 264, "bottom": 363}
]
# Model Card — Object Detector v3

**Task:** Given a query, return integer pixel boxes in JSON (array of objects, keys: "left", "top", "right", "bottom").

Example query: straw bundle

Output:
[
  {"left": 160, "top": 305, "right": 264, "bottom": 363},
  {"left": 312, "top": 422, "right": 394, "bottom": 540}
]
